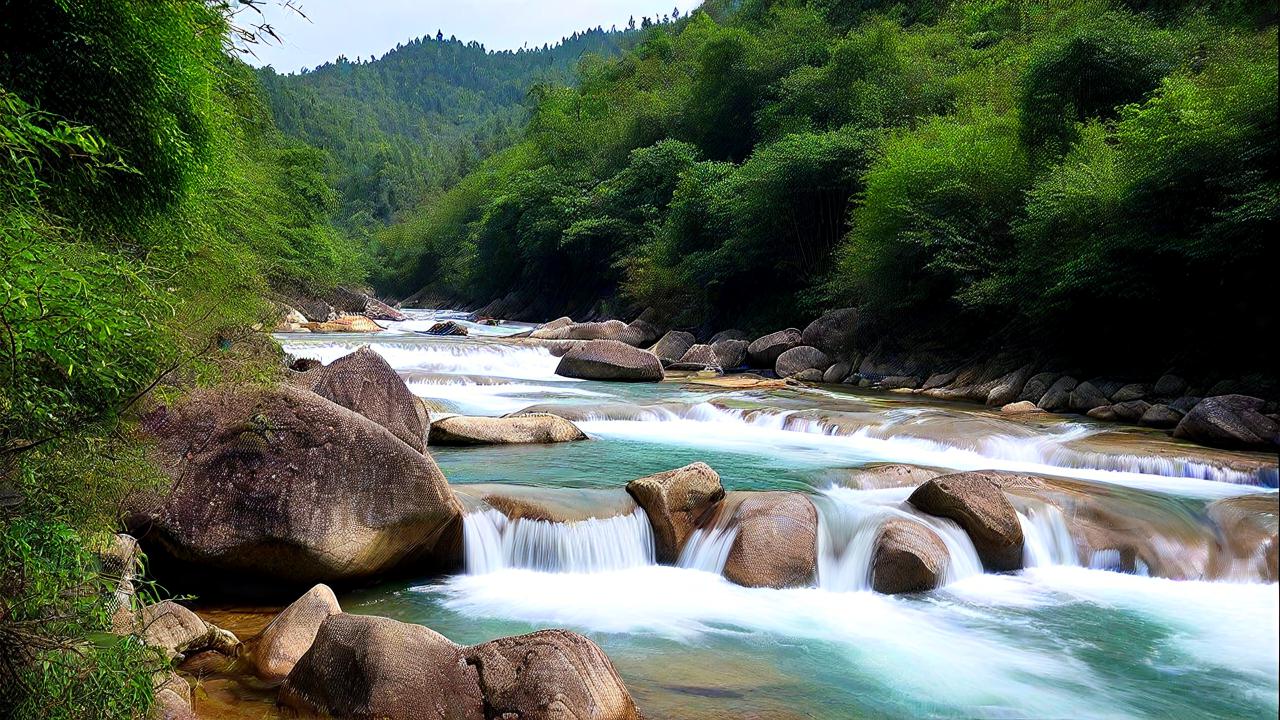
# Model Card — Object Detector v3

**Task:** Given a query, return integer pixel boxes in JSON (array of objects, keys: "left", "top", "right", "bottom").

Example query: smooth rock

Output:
[
  {"left": 1037, "top": 376, "right": 1078, "bottom": 411},
  {"left": 430, "top": 413, "right": 586, "bottom": 446},
  {"left": 555, "top": 340, "right": 664, "bottom": 382},
  {"left": 908, "top": 473, "right": 1025, "bottom": 572},
  {"left": 1069, "top": 381, "right": 1110, "bottom": 413},
  {"left": 800, "top": 307, "right": 859, "bottom": 357},
  {"left": 1111, "top": 383, "right": 1148, "bottom": 403},
  {"left": 650, "top": 330, "right": 696, "bottom": 362},
  {"left": 1018, "top": 372, "right": 1058, "bottom": 403},
  {"left": 1174, "top": 395, "right": 1280, "bottom": 450},
  {"left": 424, "top": 320, "right": 468, "bottom": 336},
  {"left": 1153, "top": 374, "right": 1187, "bottom": 397},
  {"left": 1087, "top": 405, "right": 1117, "bottom": 421},
  {"left": 1111, "top": 399, "right": 1152, "bottom": 422},
  {"left": 746, "top": 328, "right": 802, "bottom": 368},
  {"left": 1000, "top": 401, "right": 1044, "bottom": 415},
  {"left": 879, "top": 375, "right": 922, "bottom": 390},
  {"left": 677, "top": 343, "right": 721, "bottom": 369},
  {"left": 775, "top": 346, "right": 830, "bottom": 378},
  {"left": 313, "top": 346, "right": 428, "bottom": 452},
  {"left": 141, "top": 601, "right": 239, "bottom": 662},
  {"left": 710, "top": 338, "right": 749, "bottom": 369},
  {"left": 724, "top": 493, "right": 817, "bottom": 589},
  {"left": 872, "top": 519, "right": 948, "bottom": 594},
  {"left": 1139, "top": 404, "right": 1183, "bottom": 428},
  {"left": 792, "top": 368, "right": 825, "bottom": 382},
  {"left": 251, "top": 584, "right": 342, "bottom": 685},
  {"left": 708, "top": 329, "right": 749, "bottom": 344},
  {"left": 823, "top": 361, "right": 852, "bottom": 384}
]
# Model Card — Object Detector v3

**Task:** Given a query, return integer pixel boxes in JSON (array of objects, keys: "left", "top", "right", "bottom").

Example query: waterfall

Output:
[
  {"left": 276, "top": 338, "right": 566, "bottom": 382},
  {"left": 677, "top": 525, "right": 738, "bottom": 574},
  {"left": 816, "top": 488, "right": 984, "bottom": 592},
  {"left": 1018, "top": 503, "right": 1080, "bottom": 567},
  {"left": 462, "top": 508, "right": 656, "bottom": 574}
]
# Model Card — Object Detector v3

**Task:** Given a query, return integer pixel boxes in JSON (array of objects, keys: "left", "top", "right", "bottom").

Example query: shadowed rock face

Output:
[
  {"left": 429, "top": 413, "right": 587, "bottom": 446},
  {"left": 651, "top": 330, "right": 696, "bottom": 362},
  {"left": 312, "top": 346, "right": 428, "bottom": 452},
  {"left": 775, "top": 346, "right": 831, "bottom": 378},
  {"left": 465, "top": 629, "right": 642, "bottom": 720},
  {"left": 280, "top": 614, "right": 484, "bottom": 720},
  {"left": 677, "top": 344, "right": 721, "bottom": 369},
  {"left": 724, "top": 492, "right": 818, "bottom": 589},
  {"left": 131, "top": 384, "right": 463, "bottom": 584},
  {"left": 711, "top": 338, "right": 749, "bottom": 369},
  {"left": 556, "top": 340, "right": 664, "bottom": 382},
  {"left": 908, "top": 473, "right": 1025, "bottom": 572},
  {"left": 872, "top": 519, "right": 948, "bottom": 594},
  {"left": 250, "top": 584, "right": 341, "bottom": 685},
  {"left": 800, "top": 307, "right": 859, "bottom": 358},
  {"left": 626, "top": 463, "right": 725, "bottom": 563},
  {"left": 747, "top": 329, "right": 802, "bottom": 368},
  {"left": 1174, "top": 395, "right": 1280, "bottom": 450}
]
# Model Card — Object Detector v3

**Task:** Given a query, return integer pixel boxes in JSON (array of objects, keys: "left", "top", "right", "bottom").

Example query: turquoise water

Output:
[{"left": 280, "top": 319, "right": 1279, "bottom": 719}]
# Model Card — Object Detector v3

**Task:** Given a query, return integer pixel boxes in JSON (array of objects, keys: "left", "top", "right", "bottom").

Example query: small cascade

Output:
[
  {"left": 1018, "top": 503, "right": 1080, "bottom": 567},
  {"left": 276, "top": 338, "right": 566, "bottom": 382},
  {"left": 677, "top": 525, "right": 738, "bottom": 574},
  {"left": 816, "top": 488, "right": 984, "bottom": 592},
  {"left": 462, "top": 508, "right": 656, "bottom": 574}
]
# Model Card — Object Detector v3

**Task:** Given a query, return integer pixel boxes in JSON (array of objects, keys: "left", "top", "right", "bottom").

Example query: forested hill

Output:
[
  {"left": 258, "top": 26, "right": 639, "bottom": 229},
  {"left": 374, "top": 0, "right": 1277, "bottom": 380}
]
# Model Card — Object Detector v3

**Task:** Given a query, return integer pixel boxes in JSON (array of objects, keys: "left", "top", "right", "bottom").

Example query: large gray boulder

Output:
[
  {"left": 673, "top": 343, "right": 721, "bottom": 370},
  {"left": 1139, "top": 404, "right": 1182, "bottom": 428},
  {"left": 708, "top": 329, "right": 749, "bottom": 344},
  {"left": 908, "top": 473, "right": 1025, "bottom": 572},
  {"left": 312, "top": 346, "right": 428, "bottom": 452},
  {"left": 555, "top": 340, "right": 664, "bottom": 382},
  {"left": 328, "top": 287, "right": 407, "bottom": 322},
  {"left": 775, "top": 346, "right": 831, "bottom": 378},
  {"left": 280, "top": 614, "right": 484, "bottom": 720},
  {"left": 724, "top": 493, "right": 818, "bottom": 589},
  {"left": 800, "top": 308, "right": 859, "bottom": 357},
  {"left": 250, "top": 584, "right": 342, "bottom": 685},
  {"left": 1018, "top": 372, "right": 1058, "bottom": 403},
  {"left": 1068, "top": 381, "right": 1110, "bottom": 413},
  {"left": 131, "top": 384, "right": 464, "bottom": 583},
  {"left": 711, "top": 338, "right": 749, "bottom": 369},
  {"left": 1037, "top": 376, "right": 1078, "bottom": 411},
  {"left": 650, "top": 330, "right": 696, "bottom": 363},
  {"left": 1174, "top": 395, "right": 1280, "bottom": 450},
  {"left": 986, "top": 367, "right": 1031, "bottom": 406},
  {"left": 747, "top": 329, "right": 802, "bottom": 368},
  {"left": 626, "top": 463, "right": 725, "bottom": 563},
  {"left": 872, "top": 519, "right": 948, "bottom": 594},
  {"left": 429, "top": 413, "right": 586, "bottom": 446}
]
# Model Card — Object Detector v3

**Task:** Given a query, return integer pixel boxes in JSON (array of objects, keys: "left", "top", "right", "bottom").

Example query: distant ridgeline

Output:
[
  {"left": 257, "top": 25, "right": 642, "bottom": 230},
  {"left": 373, "top": 0, "right": 1278, "bottom": 382}
]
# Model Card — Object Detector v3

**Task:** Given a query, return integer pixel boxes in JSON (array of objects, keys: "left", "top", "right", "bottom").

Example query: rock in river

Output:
[
  {"left": 724, "top": 492, "right": 818, "bottom": 589},
  {"left": 555, "top": 340, "right": 664, "bottom": 382},
  {"left": 626, "top": 462, "right": 725, "bottom": 563},
  {"left": 908, "top": 472, "right": 1025, "bottom": 572},
  {"left": 872, "top": 519, "right": 949, "bottom": 594},
  {"left": 429, "top": 413, "right": 587, "bottom": 445}
]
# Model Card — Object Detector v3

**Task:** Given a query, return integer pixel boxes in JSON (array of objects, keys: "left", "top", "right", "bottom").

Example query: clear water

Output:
[{"left": 279, "top": 320, "right": 1279, "bottom": 719}]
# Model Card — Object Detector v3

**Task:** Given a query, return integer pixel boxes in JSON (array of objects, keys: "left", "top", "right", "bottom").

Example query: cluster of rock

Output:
[
  {"left": 275, "top": 286, "right": 406, "bottom": 333},
  {"left": 423, "top": 319, "right": 469, "bottom": 336}
]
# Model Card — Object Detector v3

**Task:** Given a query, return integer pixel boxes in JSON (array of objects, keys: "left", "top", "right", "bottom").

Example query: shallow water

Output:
[{"left": 277, "top": 320, "right": 1279, "bottom": 719}]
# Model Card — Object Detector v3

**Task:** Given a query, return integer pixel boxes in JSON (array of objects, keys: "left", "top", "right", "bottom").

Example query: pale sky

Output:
[{"left": 243, "top": 0, "right": 694, "bottom": 73}]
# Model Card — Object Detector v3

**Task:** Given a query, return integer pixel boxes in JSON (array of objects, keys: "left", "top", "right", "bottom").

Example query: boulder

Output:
[
  {"left": 1037, "top": 376, "right": 1078, "bottom": 411},
  {"left": 555, "top": 340, "right": 664, "bottom": 382},
  {"left": 923, "top": 370, "right": 959, "bottom": 391},
  {"left": 1174, "top": 395, "right": 1280, "bottom": 450},
  {"left": 1086, "top": 405, "right": 1117, "bottom": 421},
  {"left": 676, "top": 343, "right": 721, "bottom": 369},
  {"left": 131, "top": 384, "right": 463, "bottom": 583},
  {"left": 823, "top": 361, "right": 852, "bottom": 384},
  {"left": 626, "top": 463, "right": 725, "bottom": 563},
  {"left": 464, "top": 629, "right": 641, "bottom": 720},
  {"left": 1111, "top": 383, "right": 1148, "bottom": 403},
  {"left": 1111, "top": 399, "right": 1152, "bottom": 422},
  {"left": 624, "top": 311, "right": 663, "bottom": 347},
  {"left": 708, "top": 329, "right": 749, "bottom": 344},
  {"left": 532, "top": 318, "right": 656, "bottom": 347},
  {"left": 840, "top": 464, "right": 942, "bottom": 490},
  {"left": 312, "top": 346, "right": 428, "bottom": 452},
  {"left": 724, "top": 493, "right": 818, "bottom": 588},
  {"left": 710, "top": 338, "right": 749, "bottom": 370},
  {"left": 747, "top": 328, "right": 802, "bottom": 368},
  {"left": 280, "top": 613, "right": 484, "bottom": 720},
  {"left": 329, "top": 287, "right": 408, "bottom": 322},
  {"left": 1018, "top": 372, "right": 1058, "bottom": 403},
  {"left": 250, "top": 584, "right": 342, "bottom": 685},
  {"left": 1000, "top": 401, "right": 1044, "bottom": 415},
  {"left": 424, "top": 321, "right": 468, "bottom": 336},
  {"left": 907, "top": 473, "right": 1024, "bottom": 572},
  {"left": 141, "top": 601, "right": 239, "bottom": 662},
  {"left": 1153, "top": 374, "right": 1187, "bottom": 397},
  {"left": 153, "top": 672, "right": 197, "bottom": 720},
  {"left": 294, "top": 297, "right": 336, "bottom": 323},
  {"left": 100, "top": 533, "right": 142, "bottom": 634},
  {"left": 1068, "top": 381, "right": 1110, "bottom": 413},
  {"left": 800, "top": 308, "right": 859, "bottom": 357},
  {"left": 1170, "top": 395, "right": 1202, "bottom": 414},
  {"left": 650, "top": 330, "right": 695, "bottom": 363},
  {"left": 985, "top": 367, "right": 1031, "bottom": 407},
  {"left": 871, "top": 519, "right": 949, "bottom": 594},
  {"left": 793, "top": 369, "right": 825, "bottom": 382},
  {"left": 1139, "top": 404, "right": 1182, "bottom": 428},
  {"left": 429, "top": 413, "right": 587, "bottom": 446},
  {"left": 530, "top": 317, "right": 573, "bottom": 338},
  {"left": 302, "top": 315, "right": 383, "bottom": 333},
  {"left": 775, "top": 346, "right": 831, "bottom": 378},
  {"left": 879, "top": 376, "right": 922, "bottom": 390}
]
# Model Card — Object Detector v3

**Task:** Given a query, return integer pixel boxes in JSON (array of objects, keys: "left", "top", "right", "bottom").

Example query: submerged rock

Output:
[
  {"left": 281, "top": 613, "right": 484, "bottom": 720},
  {"left": 724, "top": 492, "right": 818, "bottom": 589},
  {"left": 465, "top": 629, "right": 642, "bottom": 720},
  {"left": 555, "top": 340, "right": 664, "bottom": 382},
  {"left": 775, "top": 345, "right": 831, "bottom": 378},
  {"left": 1174, "top": 395, "right": 1280, "bottom": 450},
  {"left": 626, "top": 462, "right": 725, "bottom": 563},
  {"left": 908, "top": 473, "right": 1025, "bottom": 572},
  {"left": 747, "top": 328, "right": 802, "bottom": 368},
  {"left": 872, "top": 519, "right": 948, "bottom": 594},
  {"left": 131, "top": 384, "right": 463, "bottom": 584},
  {"left": 430, "top": 413, "right": 587, "bottom": 445},
  {"left": 312, "top": 346, "right": 428, "bottom": 452},
  {"left": 250, "top": 584, "right": 342, "bottom": 685}
]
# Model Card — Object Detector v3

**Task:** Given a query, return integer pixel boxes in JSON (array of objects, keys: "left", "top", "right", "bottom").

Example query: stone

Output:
[
  {"left": 710, "top": 338, "right": 749, "bottom": 369},
  {"left": 1037, "top": 376, "right": 1078, "bottom": 411},
  {"left": 879, "top": 376, "right": 922, "bottom": 390},
  {"left": 650, "top": 330, "right": 696, "bottom": 362},
  {"left": 708, "top": 329, "right": 749, "bottom": 344},
  {"left": 555, "top": 340, "right": 664, "bottom": 382},
  {"left": 530, "top": 317, "right": 573, "bottom": 337},
  {"left": 1170, "top": 396, "right": 1202, "bottom": 414},
  {"left": 429, "top": 413, "right": 587, "bottom": 445},
  {"left": 793, "top": 368, "right": 825, "bottom": 382},
  {"left": 280, "top": 613, "right": 484, "bottom": 720},
  {"left": 312, "top": 346, "right": 428, "bottom": 452},
  {"left": 1174, "top": 395, "right": 1280, "bottom": 450},
  {"left": 1111, "top": 399, "right": 1152, "bottom": 422},
  {"left": 1139, "top": 404, "right": 1183, "bottom": 428},
  {"left": 872, "top": 519, "right": 948, "bottom": 594},
  {"left": 131, "top": 384, "right": 463, "bottom": 583},
  {"left": 724, "top": 493, "right": 817, "bottom": 589},
  {"left": 1111, "top": 383, "right": 1148, "bottom": 403},
  {"left": 800, "top": 308, "right": 859, "bottom": 357},
  {"left": 986, "top": 367, "right": 1031, "bottom": 407},
  {"left": 1153, "top": 374, "right": 1187, "bottom": 397},
  {"left": 747, "top": 328, "right": 802, "bottom": 368},
  {"left": 823, "top": 361, "right": 852, "bottom": 384},
  {"left": 1018, "top": 372, "right": 1058, "bottom": 403},
  {"left": 251, "top": 584, "right": 342, "bottom": 685},
  {"left": 923, "top": 370, "right": 959, "bottom": 391},
  {"left": 464, "top": 629, "right": 641, "bottom": 720},
  {"left": 627, "top": 458, "right": 727, "bottom": 561},
  {"left": 141, "top": 601, "right": 239, "bottom": 662},
  {"left": 302, "top": 315, "right": 383, "bottom": 333},
  {"left": 328, "top": 287, "right": 408, "bottom": 322},
  {"left": 1087, "top": 405, "right": 1117, "bottom": 421},
  {"left": 677, "top": 343, "right": 722, "bottom": 369},
  {"left": 908, "top": 473, "right": 1025, "bottom": 572},
  {"left": 424, "top": 320, "right": 468, "bottom": 336},
  {"left": 1000, "top": 401, "right": 1044, "bottom": 415},
  {"left": 775, "top": 346, "right": 830, "bottom": 378},
  {"left": 1068, "top": 381, "right": 1110, "bottom": 413}
]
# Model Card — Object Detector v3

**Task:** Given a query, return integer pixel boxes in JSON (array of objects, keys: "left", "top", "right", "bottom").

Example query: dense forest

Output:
[
  {"left": 373, "top": 0, "right": 1277, "bottom": 380},
  {"left": 258, "top": 24, "right": 641, "bottom": 230},
  {"left": 1, "top": 1, "right": 362, "bottom": 713}
]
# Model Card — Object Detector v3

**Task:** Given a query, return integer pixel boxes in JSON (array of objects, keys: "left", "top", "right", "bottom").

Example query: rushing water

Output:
[{"left": 278, "top": 315, "right": 1279, "bottom": 719}]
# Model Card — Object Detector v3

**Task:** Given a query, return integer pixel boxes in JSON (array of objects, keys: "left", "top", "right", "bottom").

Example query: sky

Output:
[{"left": 242, "top": 0, "right": 694, "bottom": 73}]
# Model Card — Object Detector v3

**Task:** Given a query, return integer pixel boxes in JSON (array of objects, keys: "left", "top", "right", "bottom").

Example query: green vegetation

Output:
[
  {"left": 377, "top": 0, "right": 1276, "bottom": 378},
  {"left": 1, "top": 2, "right": 362, "bottom": 715}
]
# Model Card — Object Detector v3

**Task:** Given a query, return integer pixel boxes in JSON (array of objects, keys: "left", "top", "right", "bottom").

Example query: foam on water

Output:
[
  {"left": 1018, "top": 502, "right": 1080, "bottom": 567},
  {"left": 462, "top": 508, "right": 655, "bottom": 574},
  {"left": 407, "top": 378, "right": 608, "bottom": 415},
  {"left": 676, "top": 525, "right": 738, "bottom": 574},
  {"left": 279, "top": 337, "right": 569, "bottom": 383}
]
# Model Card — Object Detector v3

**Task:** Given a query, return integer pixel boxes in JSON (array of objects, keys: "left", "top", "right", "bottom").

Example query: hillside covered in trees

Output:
[
  {"left": 374, "top": 0, "right": 1277, "bottom": 381},
  {"left": 258, "top": 24, "right": 642, "bottom": 230}
]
